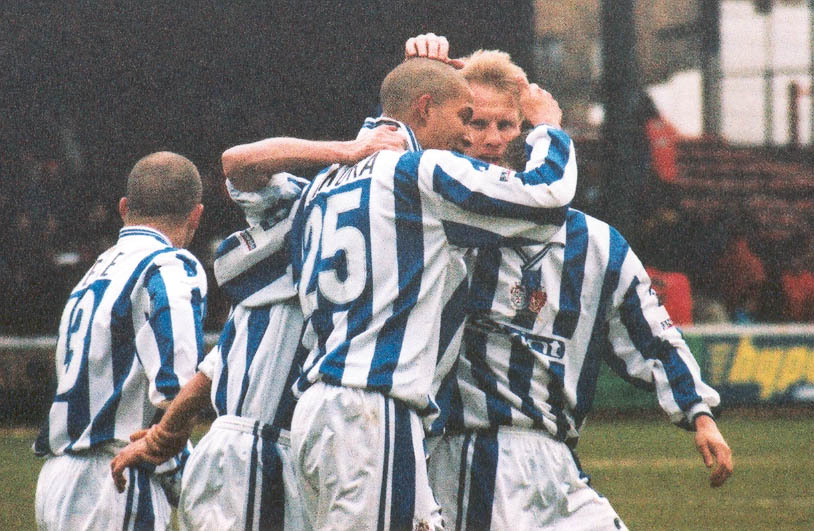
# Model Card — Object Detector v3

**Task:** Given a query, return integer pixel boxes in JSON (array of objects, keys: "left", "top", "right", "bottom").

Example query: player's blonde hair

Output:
[
  {"left": 461, "top": 49, "right": 528, "bottom": 102},
  {"left": 380, "top": 58, "right": 470, "bottom": 119},
  {"left": 126, "top": 151, "right": 202, "bottom": 218}
]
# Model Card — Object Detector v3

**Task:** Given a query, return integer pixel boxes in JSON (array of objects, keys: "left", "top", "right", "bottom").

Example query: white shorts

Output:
[
  {"left": 427, "top": 428, "right": 626, "bottom": 531},
  {"left": 178, "top": 415, "right": 308, "bottom": 531},
  {"left": 36, "top": 450, "right": 172, "bottom": 531},
  {"left": 290, "top": 381, "right": 443, "bottom": 530}
]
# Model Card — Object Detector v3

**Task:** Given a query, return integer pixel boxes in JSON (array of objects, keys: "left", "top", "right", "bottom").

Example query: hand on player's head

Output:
[
  {"left": 405, "top": 33, "right": 465, "bottom": 69},
  {"left": 519, "top": 83, "right": 562, "bottom": 129}
]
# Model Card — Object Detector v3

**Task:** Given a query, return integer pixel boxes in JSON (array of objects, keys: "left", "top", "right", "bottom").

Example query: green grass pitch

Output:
[{"left": 2, "top": 410, "right": 812, "bottom": 530}]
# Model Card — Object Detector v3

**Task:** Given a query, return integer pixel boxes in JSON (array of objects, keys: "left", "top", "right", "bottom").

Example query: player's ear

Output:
[
  {"left": 118, "top": 197, "right": 129, "bottom": 221},
  {"left": 187, "top": 203, "right": 204, "bottom": 231},
  {"left": 415, "top": 94, "right": 433, "bottom": 122}
]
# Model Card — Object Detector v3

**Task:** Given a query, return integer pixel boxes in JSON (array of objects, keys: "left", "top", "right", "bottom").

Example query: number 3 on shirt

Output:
[
  {"left": 56, "top": 280, "right": 110, "bottom": 394},
  {"left": 301, "top": 187, "right": 367, "bottom": 306}
]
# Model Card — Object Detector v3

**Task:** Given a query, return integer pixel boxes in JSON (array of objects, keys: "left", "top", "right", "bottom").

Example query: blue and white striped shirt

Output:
[
  {"left": 290, "top": 118, "right": 578, "bottom": 412},
  {"left": 432, "top": 209, "right": 720, "bottom": 441},
  {"left": 199, "top": 175, "right": 310, "bottom": 429},
  {"left": 35, "top": 227, "right": 207, "bottom": 455}
]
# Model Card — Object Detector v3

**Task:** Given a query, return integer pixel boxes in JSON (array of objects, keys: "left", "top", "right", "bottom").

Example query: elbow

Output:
[
  {"left": 221, "top": 147, "right": 258, "bottom": 192},
  {"left": 221, "top": 147, "right": 242, "bottom": 180}
]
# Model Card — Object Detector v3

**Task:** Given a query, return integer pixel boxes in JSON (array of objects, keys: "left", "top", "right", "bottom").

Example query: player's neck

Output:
[{"left": 123, "top": 219, "right": 190, "bottom": 248}]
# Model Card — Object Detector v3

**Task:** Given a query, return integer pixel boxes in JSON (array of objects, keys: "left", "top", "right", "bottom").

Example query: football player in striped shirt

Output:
[
  {"left": 285, "top": 58, "right": 577, "bottom": 530},
  {"left": 33, "top": 152, "right": 208, "bottom": 531},
  {"left": 110, "top": 128, "right": 406, "bottom": 530},
  {"left": 407, "top": 34, "right": 733, "bottom": 530}
]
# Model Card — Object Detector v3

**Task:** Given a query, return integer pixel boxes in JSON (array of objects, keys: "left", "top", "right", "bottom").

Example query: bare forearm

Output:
[
  {"left": 222, "top": 137, "right": 361, "bottom": 192},
  {"left": 160, "top": 371, "right": 212, "bottom": 434}
]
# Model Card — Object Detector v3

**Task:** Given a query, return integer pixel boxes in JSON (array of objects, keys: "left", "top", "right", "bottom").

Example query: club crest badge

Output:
[
  {"left": 528, "top": 289, "right": 547, "bottom": 313},
  {"left": 510, "top": 283, "right": 548, "bottom": 314},
  {"left": 510, "top": 283, "right": 527, "bottom": 310}
]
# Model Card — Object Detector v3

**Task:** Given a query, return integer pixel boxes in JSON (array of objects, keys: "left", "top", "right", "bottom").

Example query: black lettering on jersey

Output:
[{"left": 313, "top": 152, "right": 380, "bottom": 195}]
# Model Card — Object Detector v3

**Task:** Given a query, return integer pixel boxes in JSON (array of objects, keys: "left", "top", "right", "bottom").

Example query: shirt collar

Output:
[
  {"left": 357, "top": 116, "right": 421, "bottom": 152},
  {"left": 118, "top": 225, "right": 172, "bottom": 246}
]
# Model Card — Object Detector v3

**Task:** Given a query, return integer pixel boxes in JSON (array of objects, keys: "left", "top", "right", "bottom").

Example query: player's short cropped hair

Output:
[
  {"left": 380, "top": 58, "right": 470, "bottom": 119},
  {"left": 460, "top": 49, "right": 528, "bottom": 101},
  {"left": 126, "top": 151, "right": 202, "bottom": 218}
]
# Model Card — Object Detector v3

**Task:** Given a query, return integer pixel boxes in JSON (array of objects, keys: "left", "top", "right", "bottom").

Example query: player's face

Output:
[
  {"left": 424, "top": 90, "right": 474, "bottom": 152},
  {"left": 463, "top": 82, "right": 522, "bottom": 164}
]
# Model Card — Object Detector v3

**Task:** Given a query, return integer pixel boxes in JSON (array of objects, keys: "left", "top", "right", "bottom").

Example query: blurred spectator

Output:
[
  {"left": 637, "top": 92, "right": 681, "bottom": 185},
  {"left": 633, "top": 91, "right": 683, "bottom": 213},
  {"left": 780, "top": 234, "right": 814, "bottom": 322},
  {"left": 0, "top": 153, "right": 241, "bottom": 336},
  {"left": 715, "top": 227, "right": 767, "bottom": 324},
  {"left": 645, "top": 266, "right": 693, "bottom": 326}
]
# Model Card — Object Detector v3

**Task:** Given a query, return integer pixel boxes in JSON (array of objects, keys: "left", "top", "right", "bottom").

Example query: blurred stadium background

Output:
[{"left": 1, "top": 1, "right": 813, "bottom": 528}]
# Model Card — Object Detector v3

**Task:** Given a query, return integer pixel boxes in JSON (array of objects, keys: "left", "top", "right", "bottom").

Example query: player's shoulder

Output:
[
  {"left": 148, "top": 247, "right": 206, "bottom": 280},
  {"left": 567, "top": 209, "right": 632, "bottom": 252}
]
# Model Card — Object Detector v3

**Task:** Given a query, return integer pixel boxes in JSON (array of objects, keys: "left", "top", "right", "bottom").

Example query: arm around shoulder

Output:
[{"left": 222, "top": 128, "right": 407, "bottom": 192}]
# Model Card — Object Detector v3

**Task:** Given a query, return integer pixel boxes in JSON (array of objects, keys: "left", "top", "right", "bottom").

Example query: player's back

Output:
[
  {"left": 36, "top": 226, "right": 206, "bottom": 456},
  {"left": 291, "top": 148, "right": 452, "bottom": 411}
]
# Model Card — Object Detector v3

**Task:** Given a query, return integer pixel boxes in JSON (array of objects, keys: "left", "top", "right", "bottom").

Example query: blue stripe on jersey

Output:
[
  {"left": 235, "top": 308, "right": 270, "bottom": 415},
  {"left": 575, "top": 226, "right": 629, "bottom": 428},
  {"left": 33, "top": 416, "right": 51, "bottom": 456},
  {"left": 377, "top": 398, "right": 391, "bottom": 531},
  {"left": 215, "top": 233, "right": 242, "bottom": 258},
  {"left": 219, "top": 248, "right": 290, "bottom": 305},
  {"left": 553, "top": 210, "right": 588, "bottom": 339},
  {"left": 191, "top": 288, "right": 206, "bottom": 364},
  {"left": 176, "top": 253, "right": 199, "bottom": 277},
  {"left": 214, "top": 317, "right": 236, "bottom": 415},
  {"left": 469, "top": 249, "right": 502, "bottom": 313},
  {"left": 433, "top": 165, "right": 569, "bottom": 226},
  {"left": 619, "top": 278, "right": 702, "bottom": 411},
  {"left": 430, "top": 359, "right": 464, "bottom": 435},
  {"left": 438, "top": 278, "right": 470, "bottom": 363},
  {"left": 547, "top": 361, "right": 570, "bottom": 440},
  {"left": 259, "top": 436, "right": 285, "bottom": 529},
  {"left": 518, "top": 128, "right": 571, "bottom": 185},
  {"left": 309, "top": 181, "right": 375, "bottom": 386},
  {"left": 57, "top": 280, "right": 110, "bottom": 446},
  {"left": 442, "top": 221, "right": 545, "bottom": 248},
  {"left": 271, "top": 331, "right": 311, "bottom": 430},
  {"left": 391, "top": 400, "right": 416, "bottom": 531},
  {"left": 507, "top": 338, "right": 546, "bottom": 429},
  {"left": 370, "top": 154, "right": 424, "bottom": 391},
  {"left": 245, "top": 425, "right": 260, "bottom": 531},
  {"left": 123, "top": 468, "right": 136, "bottom": 529},
  {"left": 512, "top": 265, "right": 541, "bottom": 330},
  {"left": 90, "top": 249, "right": 175, "bottom": 447},
  {"left": 467, "top": 432, "right": 498, "bottom": 530},
  {"left": 144, "top": 264, "right": 180, "bottom": 396},
  {"left": 464, "top": 328, "right": 512, "bottom": 426},
  {"left": 341, "top": 181, "right": 376, "bottom": 386},
  {"left": 455, "top": 433, "right": 473, "bottom": 530},
  {"left": 134, "top": 468, "right": 155, "bottom": 530}
]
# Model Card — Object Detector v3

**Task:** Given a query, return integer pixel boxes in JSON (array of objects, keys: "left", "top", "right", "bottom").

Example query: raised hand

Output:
[
  {"left": 518, "top": 81, "right": 562, "bottom": 129},
  {"left": 404, "top": 33, "right": 466, "bottom": 68}
]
